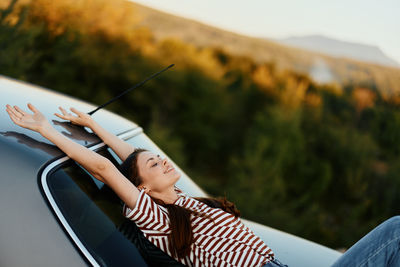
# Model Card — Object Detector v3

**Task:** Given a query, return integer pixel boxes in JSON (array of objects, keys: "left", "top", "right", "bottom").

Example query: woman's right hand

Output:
[
  {"left": 6, "top": 103, "right": 52, "bottom": 134},
  {"left": 55, "top": 107, "right": 94, "bottom": 128}
]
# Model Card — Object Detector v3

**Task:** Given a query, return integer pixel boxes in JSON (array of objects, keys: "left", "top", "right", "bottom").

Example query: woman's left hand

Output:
[
  {"left": 54, "top": 106, "right": 94, "bottom": 128},
  {"left": 6, "top": 103, "right": 52, "bottom": 134}
]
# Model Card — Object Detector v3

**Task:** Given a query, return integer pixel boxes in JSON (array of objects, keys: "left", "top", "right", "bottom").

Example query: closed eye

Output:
[{"left": 148, "top": 154, "right": 161, "bottom": 168}]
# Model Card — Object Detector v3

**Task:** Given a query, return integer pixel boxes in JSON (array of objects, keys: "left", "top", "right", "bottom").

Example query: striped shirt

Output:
[{"left": 123, "top": 188, "right": 274, "bottom": 267}]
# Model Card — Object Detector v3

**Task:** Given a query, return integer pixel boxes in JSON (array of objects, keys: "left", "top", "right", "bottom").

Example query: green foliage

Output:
[
  {"left": 0, "top": 0, "right": 42, "bottom": 78},
  {"left": 1, "top": 0, "right": 400, "bottom": 250}
]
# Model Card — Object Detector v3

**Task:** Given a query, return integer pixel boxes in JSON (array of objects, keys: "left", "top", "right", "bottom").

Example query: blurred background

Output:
[{"left": 1, "top": 0, "right": 400, "bottom": 251}]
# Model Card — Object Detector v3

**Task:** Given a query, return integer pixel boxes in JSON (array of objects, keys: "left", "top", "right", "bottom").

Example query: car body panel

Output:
[
  {"left": 243, "top": 220, "right": 341, "bottom": 267},
  {"left": 0, "top": 75, "right": 137, "bottom": 149},
  {"left": 0, "top": 138, "right": 88, "bottom": 267}
]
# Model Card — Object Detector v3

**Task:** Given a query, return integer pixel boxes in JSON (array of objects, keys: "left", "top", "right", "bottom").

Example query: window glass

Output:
[{"left": 47, "top": 149, "right": 147, "bottom": 267}]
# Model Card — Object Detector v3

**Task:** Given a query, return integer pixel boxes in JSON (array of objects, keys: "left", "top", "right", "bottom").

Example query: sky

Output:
[{"left": 130, "top": 0, "right": 400, "bottom": 65}]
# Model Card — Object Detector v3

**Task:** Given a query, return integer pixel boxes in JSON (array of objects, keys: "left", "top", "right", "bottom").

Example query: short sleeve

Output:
[{"left": 123, "top": 190, "right": 171, "bottom": 234}]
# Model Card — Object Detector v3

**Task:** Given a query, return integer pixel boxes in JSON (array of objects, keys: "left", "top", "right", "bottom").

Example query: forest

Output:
[{"left": 2, "top": 0, "right": 400, "bottom": 250}]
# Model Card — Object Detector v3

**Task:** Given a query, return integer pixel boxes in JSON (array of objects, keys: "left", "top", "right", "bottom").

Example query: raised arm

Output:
[
  {"left": 6, "top": 103, "right": 139, "bottom": 209},
  {"left": 55, "top": 107, "right": 135, "bottom": 161}
]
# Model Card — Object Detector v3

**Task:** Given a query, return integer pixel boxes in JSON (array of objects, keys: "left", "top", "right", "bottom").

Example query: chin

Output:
[{"left": 173, "top": 172, "right": 181, "bottom": 182}]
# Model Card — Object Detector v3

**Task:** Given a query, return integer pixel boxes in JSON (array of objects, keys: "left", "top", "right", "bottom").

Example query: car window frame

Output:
[{"left": 39, "top": 127, "right": 143, "bottom": 267}]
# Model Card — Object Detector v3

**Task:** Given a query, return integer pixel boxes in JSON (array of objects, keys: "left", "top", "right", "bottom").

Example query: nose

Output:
[{"left": 162, "top": 157, "right": 171, "bottom": 172}]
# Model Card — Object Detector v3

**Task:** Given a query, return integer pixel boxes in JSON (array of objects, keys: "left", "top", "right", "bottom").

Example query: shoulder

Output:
[{"left": 123, "top": 190, "right": 167, "bottom": 220}]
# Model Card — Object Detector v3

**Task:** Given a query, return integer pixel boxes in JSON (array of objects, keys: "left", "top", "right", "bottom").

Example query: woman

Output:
[{"left": 5, "top": 103, "right": 400, "bottom": 267}]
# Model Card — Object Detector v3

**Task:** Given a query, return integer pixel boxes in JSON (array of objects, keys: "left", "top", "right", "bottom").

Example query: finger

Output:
[
  {"left": 62, "top": 107, "right": 77, "bottom": 119},
  {"left": 7, "top": 105, "right": 23, "bottom": 119},
  {"left": 14, "top": 105, "right": 27, "bottom": 116},
  {"left": 7, "top": 109, "right": 19, "bottom": 121},
  {"left": 27, "top": 103, "right": 39, "bottom": 113},
  {"left": 6, "top": 105, "right": 19, "bottom": 117},
  {"left": 6, "top": 109, "right": 22, "bottom": 126},
  {"left": 54, "top": 112, "right": 66, "bottom": 119},
  {"left": 59, "top": 106, "right": 68, "bottom": 116},
  {"left": 60, "top": 107, "right": 74, "bottom": 118},
  {"left": 70, "top": 107, "right": 83, "bottom": 116}
]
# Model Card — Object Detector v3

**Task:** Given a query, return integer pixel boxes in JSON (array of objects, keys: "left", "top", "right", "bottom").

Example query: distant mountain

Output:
[{"left": 278, "top": 35, "right": 400, "bottom": 68}]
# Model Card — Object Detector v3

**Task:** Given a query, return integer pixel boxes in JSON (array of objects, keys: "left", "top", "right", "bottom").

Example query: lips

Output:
[{"left": 165, "top": 167, "right": 174, "bottom": 174}]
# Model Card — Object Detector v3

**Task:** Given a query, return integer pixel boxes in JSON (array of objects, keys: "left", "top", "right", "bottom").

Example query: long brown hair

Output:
[{"left": 119, "top": 148, "right": 240, "bottom": 259}]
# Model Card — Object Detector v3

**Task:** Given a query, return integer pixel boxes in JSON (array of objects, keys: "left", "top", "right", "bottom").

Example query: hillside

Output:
[{"left": 132, "top": 2, "right": 400, "bottom": 98}]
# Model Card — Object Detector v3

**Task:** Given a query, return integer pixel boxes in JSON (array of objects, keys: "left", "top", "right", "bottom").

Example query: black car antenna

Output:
[{"left": 87, "top": 64, "right": 175, "bottom": 115}]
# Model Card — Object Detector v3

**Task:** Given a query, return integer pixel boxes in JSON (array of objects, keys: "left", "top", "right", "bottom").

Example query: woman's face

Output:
[{"left": 136, "top": 151, "right": 181, "bottom": 192}]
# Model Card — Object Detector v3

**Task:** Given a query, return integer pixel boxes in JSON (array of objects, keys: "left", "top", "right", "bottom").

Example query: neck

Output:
[{"left": 149, "top": 186, "right": 179, "bottom": 204}]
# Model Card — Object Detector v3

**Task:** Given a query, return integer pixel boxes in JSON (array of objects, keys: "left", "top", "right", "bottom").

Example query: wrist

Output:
[
  {"left": 86, "top": 118, "right": 97, "bottom": 129},
  {"left": 39, "top": 123, "right": 56, "bottom": 137}
]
